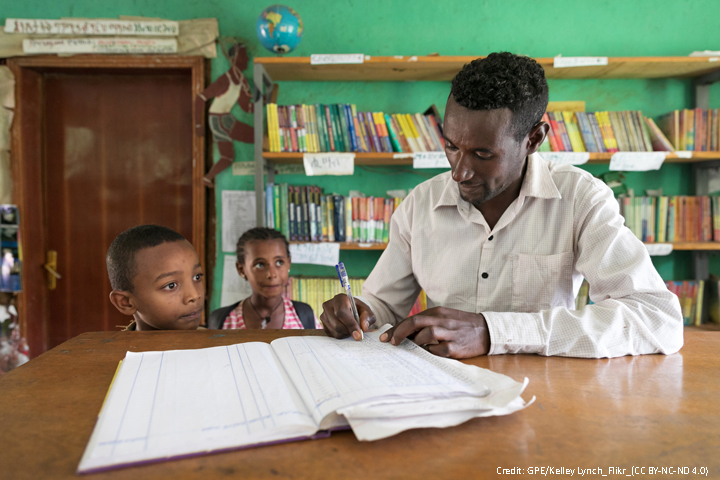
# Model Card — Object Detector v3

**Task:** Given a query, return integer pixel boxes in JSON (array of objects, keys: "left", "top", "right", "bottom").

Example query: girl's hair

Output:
[{"left": 236, "top": 227, "right": 290, "bottom": 264}]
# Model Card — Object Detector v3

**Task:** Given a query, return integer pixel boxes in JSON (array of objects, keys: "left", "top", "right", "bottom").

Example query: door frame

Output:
[{"left": 8, "top": 55, "right": 207, "bottom": 357}]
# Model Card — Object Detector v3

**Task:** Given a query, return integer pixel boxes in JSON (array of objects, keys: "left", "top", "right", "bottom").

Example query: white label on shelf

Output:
[
  {"left": 645, "top": 243, "right": 673, "bottom": 256},
  {"left": 541, "top": 152, "right": 590, "bottom": 165},
  {"left": 303, "top": 153, "right": 355, "bottom": 176},
  {"left": 553, "top": 56, "right": 609, "bottom": 68},
  {"left": 5, "top": 18, "right": 179, "bottom": 35},
  {"left": 710, "top": 57, "right": 719, "bottom": 62},
  {"left": 413, "top": 151, "right": 450, "bottom": 169},
  {"left": 289, "top": 243, "right": 340, "bottom": 266},
  {"left": 357, "top": 243, "right": 374, "bottom": 248},
  {"left": 23, "top": 37, "right": 177, "bottom": 54},
  {"left": 393, "top": 153, "right": 413, "bottom": 159},
  {"left": 609, "top": 152, "right": 667, "bottom": 171},
  {"left": 675, "top": 150, "right": 693, "bottom": 158},
  {"left": 311, "top": 54, "right": 364, "bottom": 65}
]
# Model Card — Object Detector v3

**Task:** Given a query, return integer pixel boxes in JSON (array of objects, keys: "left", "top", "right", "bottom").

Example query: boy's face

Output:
[
  {"left": 111, "top": 240, "right": 205, "bottom": 330},
  {"left": 237, "top": 239, "right": 290, "bottom": 299}
]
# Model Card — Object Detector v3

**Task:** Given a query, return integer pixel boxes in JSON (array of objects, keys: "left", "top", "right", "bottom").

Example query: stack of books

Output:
[
  {"left": 266, "top": 183, "right": 403, "bottom": 244},
  {"left": 284, "top": 276, "right": 364, "bottom": 322},
  {"left": 265, "top": 103, "right": 444, "bottom": 153},
  {"left": 657, "top": 109, "right": 720, "bottom": 151},
  {"left": 665, "top": 280, "right": 705, "bottom": 326},
  {"left": 540, "top": 111, "right": 674, "bottom": 153},
  {"left": 619, "top": 196, "right": 720, "bottom": 243}
]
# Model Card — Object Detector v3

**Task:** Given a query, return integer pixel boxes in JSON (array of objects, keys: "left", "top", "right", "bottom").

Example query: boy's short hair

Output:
[
  {"left": 106, "top": 225, "right": 186, "bottom": 292},
  {"left": 236, "top": 227, "right": 290, "bottom": 264}
]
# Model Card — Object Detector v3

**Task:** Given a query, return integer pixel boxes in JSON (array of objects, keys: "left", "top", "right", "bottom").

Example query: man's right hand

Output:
[{"left": 320, "top": 294, "right": 376, "bottom": 341}]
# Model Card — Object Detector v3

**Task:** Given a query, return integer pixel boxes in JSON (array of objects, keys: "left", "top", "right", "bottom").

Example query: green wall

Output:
[{"left": 4, "top": 0, "right": 720, "bottom": 310}]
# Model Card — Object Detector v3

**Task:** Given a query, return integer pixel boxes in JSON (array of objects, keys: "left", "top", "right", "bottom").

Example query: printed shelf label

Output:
[
  {"left": 541, "top": 152, "right": 590, "bottom": 165},
  {"left": 289, "top": 243, "right": 340, "bottom": 266},
  {"left": 303, "top": 153, "right": 355, "bottom": 176},
  {"left": 311, "top": 54, "right": 364, "bottom": 65},
  {"left": 413, "top": 151, "right": 450, "bottom": 169},
  {"left": 553, "top": 56, "right": 609, "bottom": 68},
  {"left": 609, "top": 152, "right": 667, "bottom": 171},
  {"left": 23, "top": 38, "right": 177, "bottom": 54},
  {"left": 5, "top": 18, "right": 178, "bottom": 36},
  {"left": 645, "top": 243, "right": 673, "bottom": 256}
]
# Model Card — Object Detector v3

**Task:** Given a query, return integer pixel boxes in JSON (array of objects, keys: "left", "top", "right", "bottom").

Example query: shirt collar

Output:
[{"left": 434, "top": 152, "right": 561, "bottom": 210}]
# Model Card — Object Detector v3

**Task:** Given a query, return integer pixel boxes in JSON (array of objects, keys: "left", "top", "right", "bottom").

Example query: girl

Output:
[{"left": 209, "top": 227, "right": 320, "bottom": 329}]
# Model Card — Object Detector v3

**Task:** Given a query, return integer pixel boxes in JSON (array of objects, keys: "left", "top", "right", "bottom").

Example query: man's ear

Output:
[
  {"left": 109, "top": 290, "right": 137, "bottom": 316},
  {"left": 526, "top": 121, "right": 549, "bottom": 155}
]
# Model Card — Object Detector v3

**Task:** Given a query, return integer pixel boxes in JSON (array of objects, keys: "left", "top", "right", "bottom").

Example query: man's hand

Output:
[
  {"left": 379, "top": 307, "right": 491, "bottom": 358},
  {"left": 320, "top": 294, "right": 376, "bottom": 341}
]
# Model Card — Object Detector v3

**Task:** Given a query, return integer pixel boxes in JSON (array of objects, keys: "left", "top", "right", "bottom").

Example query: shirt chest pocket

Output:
[{"left": 511, "top": 252, "right": 574, "bottom": 312}]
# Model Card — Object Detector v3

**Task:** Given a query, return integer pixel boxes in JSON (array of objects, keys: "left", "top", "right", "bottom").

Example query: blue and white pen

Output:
[{"left": 335, "top": 262, "right": 363, "bottom": 340}]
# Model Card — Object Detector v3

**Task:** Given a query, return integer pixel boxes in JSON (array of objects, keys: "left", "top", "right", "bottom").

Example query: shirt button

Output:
[
  {"left": 481, "top": 272, "right": 489, "bottom": 279},
  {"left": 488, "top": 235, "right": 494, "bottom": 241}
]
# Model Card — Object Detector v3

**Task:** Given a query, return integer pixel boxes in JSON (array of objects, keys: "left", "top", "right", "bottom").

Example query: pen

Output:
[{"left": 335, "top": 262, "right": 363, "bottom": 340}]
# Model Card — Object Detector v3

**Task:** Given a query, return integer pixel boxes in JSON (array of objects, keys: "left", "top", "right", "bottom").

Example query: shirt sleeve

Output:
[
  {"left": 483, "top": 176, "right": 684, "bottom": 358},
  {"left": 356, "top": 195, "right": 422, "bottom": 328}
]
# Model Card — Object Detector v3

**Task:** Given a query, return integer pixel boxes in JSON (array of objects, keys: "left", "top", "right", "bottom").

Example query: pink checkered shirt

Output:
[{"left": 222, "top": 296, "right": 321, "bottom": 330}]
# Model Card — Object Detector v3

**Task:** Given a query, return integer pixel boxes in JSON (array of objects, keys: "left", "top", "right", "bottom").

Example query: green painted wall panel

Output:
[{"left": 4, "top": 0, "right": 720, "bottom": 310}]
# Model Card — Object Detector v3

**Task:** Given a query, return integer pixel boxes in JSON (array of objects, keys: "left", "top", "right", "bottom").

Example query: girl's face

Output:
[{"left": 237, "top": 239, "right": 290, "bottom": 299}]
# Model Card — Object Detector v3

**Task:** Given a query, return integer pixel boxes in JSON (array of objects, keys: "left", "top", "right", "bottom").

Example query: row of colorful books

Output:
[
  {"left": 657, "top": 109, "right": 720, "bottom": 151},
  {"left": 283, "top": 276, "right": 365, "bottom": 325},
  {"left": 265, "top": 103, "right": 444, "bottom": 154},
  {"left": 619, "top": 196, "right": 720, "bottom": 243},
  {"left": 666, "top": 280, "right": 705, "bottom": 326},
  {"left": 539, "top": 111, "right": 673, "bottom": 153},
  {"left": 266, "top": 183, "right": 403, "bottom": 243}
]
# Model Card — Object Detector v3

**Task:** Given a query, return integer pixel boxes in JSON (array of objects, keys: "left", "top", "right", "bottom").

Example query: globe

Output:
[{"left": 256, "top": 5, "right": 303, "bottom": 54}]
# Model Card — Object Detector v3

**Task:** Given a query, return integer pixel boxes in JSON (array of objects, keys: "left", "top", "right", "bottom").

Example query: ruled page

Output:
[
  {"left": 78, "top": 342, "right": 317, "bottom": 473},
  {"left": 270, "top": 327, "right": 491, "bottom": 430}
]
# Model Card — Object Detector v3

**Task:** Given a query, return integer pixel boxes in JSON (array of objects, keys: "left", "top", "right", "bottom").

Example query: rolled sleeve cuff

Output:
[{"left": 483, "top": 311, "right": 547, "bottom": 355}]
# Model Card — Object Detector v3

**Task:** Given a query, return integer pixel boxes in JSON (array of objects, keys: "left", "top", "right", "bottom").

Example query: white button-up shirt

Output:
[{"left": 358, "top": 153, "right": 684, "bottom": 358}]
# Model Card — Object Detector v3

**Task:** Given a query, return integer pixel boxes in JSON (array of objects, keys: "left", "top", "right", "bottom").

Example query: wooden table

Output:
[{"left": 1, "top": 330, "right": 718, "bottom": 479}]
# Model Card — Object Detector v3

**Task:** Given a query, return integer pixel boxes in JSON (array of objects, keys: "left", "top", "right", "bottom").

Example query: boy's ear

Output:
[
  {"left": 109, "top": 290, "right": 137, "bottom": 316},
  {"left": 236, "top": 261, "right": 246, "bottom": 280}
]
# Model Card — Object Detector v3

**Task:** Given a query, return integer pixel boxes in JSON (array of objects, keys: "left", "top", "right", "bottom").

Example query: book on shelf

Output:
[
  {"left": 266, "top": 183, "right": 403, "bottom": 244},
  {"left": 619, "top": 195, "right": 717, "bottom": 243},
  {"left": 665, "top": 280, "right": 705, "bottom": 326},
  {"left": 285, "top": 276, "right": 364, "bottom": 320},
  {"left": 265, "top": 103, "right": 445, "bottom": 154},
  {"left": 657, "top": 109, "right": 720, "bottom": 151},
  {"left": 543, "top": 110, "right": 672, "bottom": 153}
]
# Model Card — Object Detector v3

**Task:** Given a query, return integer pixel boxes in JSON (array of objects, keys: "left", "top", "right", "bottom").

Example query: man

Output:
[{"left": 320, "top": 52, "right": 683, "bottom": 359}]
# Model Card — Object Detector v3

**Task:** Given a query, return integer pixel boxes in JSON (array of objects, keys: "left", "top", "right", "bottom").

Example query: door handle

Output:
[{"left": 44, "top": 250, "right": 61, "bottom": 290}]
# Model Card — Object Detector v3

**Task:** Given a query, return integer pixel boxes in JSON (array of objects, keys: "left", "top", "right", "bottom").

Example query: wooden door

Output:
[{"left": 9, "top": 56, "right": 207, "bottom": 356}]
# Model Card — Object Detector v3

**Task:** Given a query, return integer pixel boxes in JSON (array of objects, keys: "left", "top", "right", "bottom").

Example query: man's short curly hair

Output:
[
  {"left": 106, "top": 224, "right": 186, "bottom": 292},
  {"left": 450, "top": 52, "right": 549, "bottom": 141}
]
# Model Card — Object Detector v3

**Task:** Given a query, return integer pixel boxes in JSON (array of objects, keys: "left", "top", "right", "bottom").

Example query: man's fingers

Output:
[
  {"left": 426, "top": 342, "right": 453, "bottom": 358},
  {"left": 412, "top": 325, "right": 454, "bottom": 347},
  {"left": 329, "top": 294, "right": 363, "bottom": 340},
  {"left": 379, "top": 315, "right": 448, "bottom": 345}
]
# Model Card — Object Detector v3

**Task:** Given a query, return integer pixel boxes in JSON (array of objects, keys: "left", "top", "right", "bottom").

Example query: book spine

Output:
[
  {"left": 266, "top": 183, "right": 274, "bottom": 228},
  {"left": 553, "top": 112, "right": 573, "bottom": 151},
  {"left": 575, "top": 112, "right": 598, "bottom": 152},
  {"left": 395, "top": 114, "right": 419, "bottom": 152},
  {"left": 407, "top": 114, "right": 428, "bottom": 151},
  {"left": 562, "top": 112, "right": 586, "bottom": 152},
  {"left": 352, "top": 196, "right": 360, "bottom": 241},
  {"left": 365, "top": 112, "right": 381, "bottom": 153},
  {"left": 346, "top": 196, "right": 353, "bottom": 242},
  {"left": 327, "top": 195, "right": 335, "bottom": 242},
  {"left": 308, "top": 187, "right": 317, "bottom": 242},
  {"left": 330, "top": 105, "right": 343, "bottom": 151},
  {"left": 324, "top": 105, "right": 336, "bottom": 151},
  {"left": 425, "top": 114, "right": 444, "bottom": 149},
  {"left": 280, "top": 183, "right": 289, "bottom": 238},
  {"left": 542, "top": 113, "right": 560, "bottom": 152},
  {"left": 337, "top": 104, "right": 351, "bottom": 152},
  {"left": 288, "top": 186, "right": 296, "bottom": 241},
  {"left": 352, "top": 105, "right": 369, "bottom": 152},
  {"left": 383, "top": 198, "right": 392, "bottom": 243},
  {"left": 273, "top": 184, "right": 281, "bottom": 229},
  {"left": 385, "top": 113, "right": 403, "bottom": 152},
  {"left": 587, "top": 112, "right": 607, "bottom": 153},
  {"left": 345, "top": 105, "right": 358, "bottom": 152}
]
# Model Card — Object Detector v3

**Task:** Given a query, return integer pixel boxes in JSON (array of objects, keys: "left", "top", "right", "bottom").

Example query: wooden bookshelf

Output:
[
  {"left": 290, "top": 241, "right": 387, "bottom": 250},
  {"left": 661, "top": 242, "right": 720, "bottom": 250},
  {"left": 255, "top": 56, "right": 720, "bottom": 82},
  {"left": 264, "top": 151, "right": 720, "bottom": 166},
  {"left": 293, "top": 242, "right": 720, "bottom": 252}
]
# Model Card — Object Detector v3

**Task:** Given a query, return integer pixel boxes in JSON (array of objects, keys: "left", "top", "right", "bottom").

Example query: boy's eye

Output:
[
  {"left": 194, "top": 273, "right": 204, "bottom": 282},
  {"left": 164, "top": 282, "right": 178, "bottom": 291},
  {"left": 275, "top": 260, "right": 284, "bottom": 267}
]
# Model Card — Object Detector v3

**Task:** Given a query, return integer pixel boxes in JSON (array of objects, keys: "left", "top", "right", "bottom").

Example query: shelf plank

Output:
[
  {"left": 651, "top": 242, "right": 720, "bottom": 250},
  {"left": 264, "top": 151, "right": 720, "bottom": 166},
  {"left": 255, "top": 56, "right": 720, "bottom": 82},
  {"left": 290, "top": 241, "right": 387, "bottom": 250}
]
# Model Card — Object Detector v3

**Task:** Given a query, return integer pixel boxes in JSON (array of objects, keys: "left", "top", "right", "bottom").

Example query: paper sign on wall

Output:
[
  {"left": 221, "top": 190, "right": 256, "bottom": 253},
  {"left": 290, "top": 242, "right": 340, "bottom": 266},
  {"left": 609, "top": 152, "right": 667, "bottom": 171},
  {"left": 303, "top": 153, "right": 355, "bottom": 176},
  {"left": 311, "top": 54, "right": 364, "bottom": 65},
  {"left": 220, "top": 255, "right": 252, "bottom": 307},
  {"left": 541, "top": 152, "right": 590, "bottom": 165},
  {"left": 23, "top": 38, "right": 177, "bottom": 54},
  {"left": 5, "top": 18, "right": 179, "bottom": 36},
  {"left": 644, "top": 243, "right": 673, "bottom": 256},
  {"left": 413, "top": 151, "right": 450, "bottom": 169},
  {"left": 553, "top": 56, "right": 609, "bottom": 68}
]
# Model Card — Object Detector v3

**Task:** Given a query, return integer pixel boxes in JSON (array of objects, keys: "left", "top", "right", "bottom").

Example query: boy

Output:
[{"left": 106, "top": 225, "right": 205, "bottom": 331}]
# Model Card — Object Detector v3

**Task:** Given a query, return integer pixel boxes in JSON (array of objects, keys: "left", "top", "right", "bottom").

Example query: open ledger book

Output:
[{"left": 78, "top": 326, "right": 531, "bottom": 473}]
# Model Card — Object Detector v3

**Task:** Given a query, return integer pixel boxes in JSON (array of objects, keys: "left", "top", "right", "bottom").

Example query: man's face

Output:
[
  {"left": 443, "top": 95, "right": 529, "bottom": 207},
  {"left": 129, "top": 241, "right": 205, "bottom": 330}
]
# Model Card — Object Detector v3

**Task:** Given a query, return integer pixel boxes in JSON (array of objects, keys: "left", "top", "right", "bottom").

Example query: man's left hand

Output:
[{"left": 379, "top": 307, "right": 491, "bottom": 358}]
